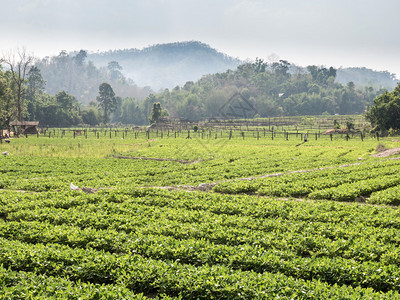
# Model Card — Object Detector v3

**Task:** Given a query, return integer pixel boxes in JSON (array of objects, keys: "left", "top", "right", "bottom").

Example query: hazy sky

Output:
[{"left": 1, "top": 0, "right": 399, "bottom": 78}]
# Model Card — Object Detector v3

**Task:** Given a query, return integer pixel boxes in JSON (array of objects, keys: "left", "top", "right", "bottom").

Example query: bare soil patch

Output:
[
  {"left": 151, "top": 157, "right": 400, "bottom": 193},
  {"left": 112, "top": 155, "right": 202, "bottom": 164},
  {"left": 371, "top": 147, "right": 400, "bottom": 158},
  {"left": 0, "top": 189, "right": 39, "bottom": 193}
]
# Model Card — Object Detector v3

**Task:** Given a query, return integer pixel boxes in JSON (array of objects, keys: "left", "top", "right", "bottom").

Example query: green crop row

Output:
[
  {"left": 308, "top": 174, "right": 400, "bottom": 201},
  {"left": 0, "top": 138, "right": 384, "bottom": 192},
  {"left": 2, "top": 217, "right": 400, "bottom": 292},
  {"left": 3, "top": 187, "right": 400, "bottom": 231},
  {"left": 3, "top": 189, "right": 400, "bottom": 253},
  {"left": 213, "top": 159, "right": 400, "bottom": 203},
  {"left": 259, "top": 162, "right": 400, "bottom": 197},
  {"left": 0, "top": 265, "right": 157, "bottom": 300},
  {"left": 3, "top": 195, "right": 400, "bottom": 263},
  {"left": 368, "top": 185, "right": 400, "bottom": 206},
  {"left": 2, "top": 188, "right": 400, "bottom": 291},
  {"left": 3, "top": 187, "right": 400, "bottom": 295},
  {"left": 0, "top": 237, "right": 398, "bottom": 299}
]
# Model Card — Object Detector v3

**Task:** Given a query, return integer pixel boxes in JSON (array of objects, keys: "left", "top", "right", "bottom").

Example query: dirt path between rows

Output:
[
  {"left": 2, "top": 151, "right": 400, "bottom": 195},
  {"left": 112, "top": 155, "right": 202, "bottom": 164},
  {"left": 371, "top": 147, "right": 400, "bottom": 158},
  {"left": 154, "top": 156, "right": 400, "bottom": 192},
  {"left": 0, "top": 189, "right": 39, "bottom": 193}
]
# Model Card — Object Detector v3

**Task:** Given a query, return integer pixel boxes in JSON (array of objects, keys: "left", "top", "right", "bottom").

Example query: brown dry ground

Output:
[{"left": 371, "top": 147, "right": 400, "bottom": 158}]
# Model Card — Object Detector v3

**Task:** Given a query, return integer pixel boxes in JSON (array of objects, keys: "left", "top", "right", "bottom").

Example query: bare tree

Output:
[{"left": 2, "top": 47, "right": 33, "bottom": 121}]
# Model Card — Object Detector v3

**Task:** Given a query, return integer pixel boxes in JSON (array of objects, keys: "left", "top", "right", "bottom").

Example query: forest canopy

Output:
[
  {"left": 0, "top": 45, "right": 396, "bottom": 128},
  {"left": 148, "top": 59, "right": 385, "bottom": 122},
  {"left": 365, "top": 83, "right": 400, "bottom": 132}
]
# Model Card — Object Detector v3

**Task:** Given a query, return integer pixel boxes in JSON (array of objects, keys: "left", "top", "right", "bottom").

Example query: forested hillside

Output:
[
  {"left": 150, "top": 59, "right": 384, "bottom": 121},
  {"left": 35, "top": 50, "right": 151, "bottom": 105},
  {"left": 336, "top": 67, "right": 399, "bottom": 90},
  {"left": 1, "top": 42, "right": 397, "bottom": 128},
  {"left": 86, "top": 41, "right": 398, "bottom": 93},
  {"left": 35, "top": 41, "right": 397, "bottom": 109},
  {"left": 86, "top": 41, "right": 242, "bottom": 91}
]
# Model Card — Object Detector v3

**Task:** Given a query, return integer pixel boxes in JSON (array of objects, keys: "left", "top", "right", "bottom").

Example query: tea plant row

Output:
[
  {"left": 214, "top": 158, "right": 400, "bottom": 204},
  {"left": 1, "top": 188, "right": 400, "bottom": 297}
]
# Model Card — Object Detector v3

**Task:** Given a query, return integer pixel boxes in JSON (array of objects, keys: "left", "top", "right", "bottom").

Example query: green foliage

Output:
[
  {"left": 345, "top": 118, "right": 355, "bottom": 131},
  {"left": 97, "top": 83, "right": 117, "bottom": 123},
  {"left": 214, "top": 158, "right": 400, "bottom": 201},
  {"left": 365, "top": 83, "right": 400, "bottom": 131},
  {"left": 1, "top": 186, "right": 400, "bottom": 297},
  {"left": 149, "top": 102, "right": 162, "bottom": 124},
  {"left": 333, "top": 119, "right": 340, "bottom": 129},
  {"left": 307, "top": 65, "right": 336, "bottom": 86},
  {"left": 153, "top": 61, "right": 378, "bottom": 121},
  {"left": 35, "top": 50, "right": 150, "bottom": 106},
  {"left": 112, "top": 97, "right": 145, "bottom": 125},
  {"left": 336, "top": 67, "right": 399, "bottom": 90},
  {"left": 0, "top": 265, "right": 149, "bottom": 299},
  {"left": 368, "top": 185, "right": 400, "bottom": 205},
  {"left": 1, "top": 131, "right": 400, "bottom": 297},
  {"left": 73, "top": 49, "right": 87, "bottom": 66},
  {"left": 81, "top": 106, "right": 101, "bottom": 126}
]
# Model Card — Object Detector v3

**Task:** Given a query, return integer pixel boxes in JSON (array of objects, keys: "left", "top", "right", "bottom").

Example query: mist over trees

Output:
[
  {"left": 35, "top": 50, "right": 151, "bottom": 105},
  {"left": 86, "top": 41, "right": 242, "bottom": 91},
  {"left": 1, "top": 42, "right": 398, "bottom": 129},
  {"left": 336, "top": 67, "right": 399, "bottom": 91},
  {"left": 148, "top": 59, "right": 385, "bottom": 121},
  {"left": 2, "top": 48, "right": 33, "bottom": 122}
]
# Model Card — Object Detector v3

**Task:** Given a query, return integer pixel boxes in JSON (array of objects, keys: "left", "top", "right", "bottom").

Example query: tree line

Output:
[
  {"left": 0, "top": 48, "right": 394, "bottom": 129},
  {"left": 365, "top": 83, "right": 400, "bottom": 133},
  {"left": 149, "top": 59, "right": 386, "bottom": 122},
  {"left": 0, "top": 48, "right": 151, "bottom": 128}
]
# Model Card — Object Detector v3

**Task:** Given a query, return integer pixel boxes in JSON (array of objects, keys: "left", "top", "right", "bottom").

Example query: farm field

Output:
[{"left": 1, "top": 128, "right": 400, "bottom": 299}]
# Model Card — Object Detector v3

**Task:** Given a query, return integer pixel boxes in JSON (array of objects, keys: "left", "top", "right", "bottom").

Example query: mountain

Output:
[
  {"left": 336, "top": 67, "right": 399, "bottom": 90},
  {"left": 86, "top": 41, "right": 399, "bottom": 92},
  {"left": 35, "top": 53, "right": 151, "bottom": 105},
  {"left": 86, "top": 41, "right": 243, "bottom": 91},
  {"left": 37, "top": 41, "right": 398, "bottom": 107}
]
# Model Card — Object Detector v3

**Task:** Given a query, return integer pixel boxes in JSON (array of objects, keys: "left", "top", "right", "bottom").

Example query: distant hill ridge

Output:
[
  {"left": 86, "top": 41, "right": 243, "bottom": 91},
  {"left": 85, "top": 41, "right": 398, "bottom": 92},
  {"left": 336, "top": 67, "right": 399, "bottom": 90}
]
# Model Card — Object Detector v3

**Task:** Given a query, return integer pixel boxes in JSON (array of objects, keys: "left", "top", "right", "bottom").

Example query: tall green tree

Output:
[
  {"left": 26, "top": 66, "right": 46, "bottom": 98},
  {"left": 107, "top": 61, "right": 124, "bottom": 82},
  {"left": 26, "top": 66, "right": 46, "bottom": 120},
  {"left": 113, "top": 97, "right": 145, "bottom": 124},
  {"left": 96, "top": 82, "right": 117, "bottom": 123},
  {"left": 365, "top": 83, "right": 400, "bottom": 131},
  {"left": 73, "top": 50, "right": 87, "bottom": 66},
  {"left": 81, "top": 106, "right": 101, "bottom": 126},
  {"left": 149, "top": 102, "right": 162, "bottom": 124}
]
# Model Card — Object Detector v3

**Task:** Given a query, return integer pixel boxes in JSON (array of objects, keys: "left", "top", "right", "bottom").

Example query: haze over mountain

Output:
[
  {"left": 82, "top": 41, "right": 398, "bottom": 93},
  {"left": 2, "top": 0, "right": 399, "bottom": 84},
  {"left": 3, "top": 40, "right": 398, "bottom": 128},
  {"left": 34, "top": 41, "right": 399, "bottom": 107},
  {"left": 335, "top": 67, "right": 399, "bottom": 90},
  {"left": 85, "top": 41, "right": 242, "bottom": 91}
]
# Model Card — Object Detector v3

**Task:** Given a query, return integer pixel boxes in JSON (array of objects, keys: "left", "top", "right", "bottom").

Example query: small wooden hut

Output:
[{"left": 10, "top": 121, "right": 39, "bottom": 134}]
